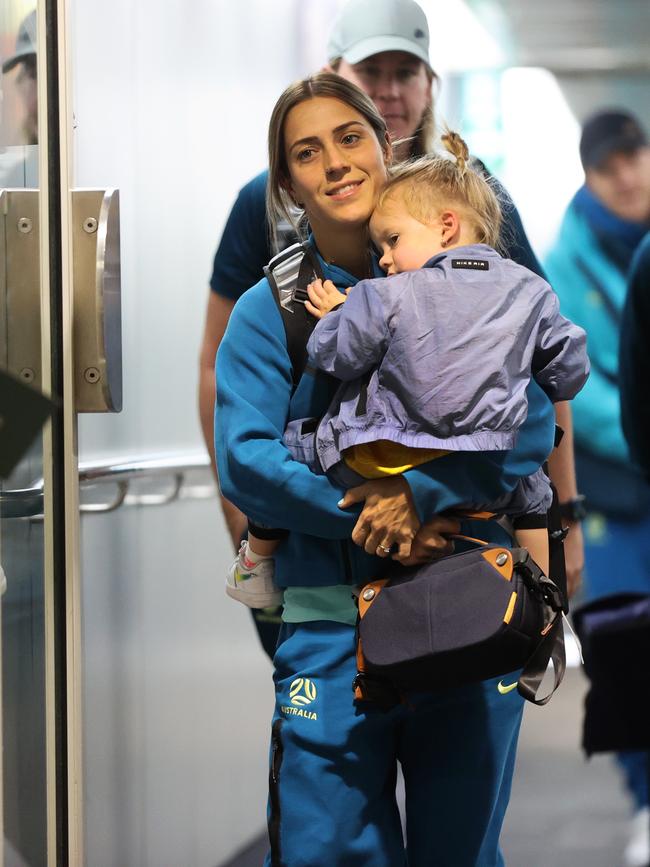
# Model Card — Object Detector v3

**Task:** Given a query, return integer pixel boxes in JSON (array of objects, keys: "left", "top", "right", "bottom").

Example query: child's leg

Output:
[
  {"left": 247, "top": 520, "right": 288, "bottom": 557},
  {"left": 515, "top": 526, "right": 549, "bottom": 576},
  {"left": 248, "top": 532, "right": 280, "bottom": 558},
  {"left": 225, "top": 521, "right": 285, "bottom": 609}
]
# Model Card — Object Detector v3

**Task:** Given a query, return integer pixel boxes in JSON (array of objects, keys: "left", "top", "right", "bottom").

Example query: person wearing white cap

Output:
[
  {"left": 325, "top": 0, "right": 434, "bottom": 160},
  {"left": 1, "top": 8, "right": 38, "bottom": 191},
  {"left": 199, "top": 0, "right": 583, "bottom": 658},
  {"left": 1, "top": 9, "right": 38, "bottom": 147}
]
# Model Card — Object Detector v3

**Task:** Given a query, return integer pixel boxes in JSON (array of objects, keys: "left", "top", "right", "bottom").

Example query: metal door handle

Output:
[
  {"left": 73, "top": 188, "right": 122, "bottom": 412},
  {"left": 0, "top": 485, "right": 44, "bottom": 518},
  {"left": 0, "top": 452, "right": 214, "bottom": 518},
  {"left": 0, "top": 187, "right": 122, "bottom": 412}
]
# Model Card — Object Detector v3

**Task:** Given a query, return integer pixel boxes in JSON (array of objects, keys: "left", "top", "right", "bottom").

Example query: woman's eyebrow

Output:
[
  {"left": 332, "top": 121, "right": 365, "bottom": 135},
  {"left": 288, "top": 121, "right": 365, "bottom": 152},
  {"left": 288, "top": 135, "right": 320, "bottom": 151}
]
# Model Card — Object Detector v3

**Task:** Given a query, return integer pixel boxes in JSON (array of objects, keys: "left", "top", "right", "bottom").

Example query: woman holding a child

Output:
[{"left": 213, "top": 68, "right": 583, "bottom": 866}]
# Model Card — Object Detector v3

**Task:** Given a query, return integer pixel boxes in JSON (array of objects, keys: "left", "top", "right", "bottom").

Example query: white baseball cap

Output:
[
  {"left": 327, "top": 0, "right": 431, "bottom": 67},
  {"left": 2, "top": 10, "right": 36, "bottom": 74}
]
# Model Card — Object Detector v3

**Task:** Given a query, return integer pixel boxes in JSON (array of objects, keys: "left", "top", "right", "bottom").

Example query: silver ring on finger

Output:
[{"left": 377, "top": 544, "right": 391, "bottom": 554}]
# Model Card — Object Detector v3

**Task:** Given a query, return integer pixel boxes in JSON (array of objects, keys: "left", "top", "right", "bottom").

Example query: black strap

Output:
[
  {"left": 547, "top": 482, "right": 569, "bottom": 614},
  {"left": 352, "top": 673, "right": 402, "bottom": 711},
  {"left": 285, "top": 303, "right": 318, "bottom": 392},
  {"left": 268, "top": 244, "right": 324, "bottom": 392},
  {"left": 512, "top": 482, "right": 569, "bottom": 704},
  {"left": 512, "top": 539, "right": 567, "bottom": 705},
  {"left": 517, "top": 614, "right": 566, "bottom": 705}
]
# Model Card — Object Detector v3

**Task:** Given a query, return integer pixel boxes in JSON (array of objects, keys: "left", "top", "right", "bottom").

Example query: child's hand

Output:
[{"left": 305, "top": 279, "right": 350, "bottom": 319}]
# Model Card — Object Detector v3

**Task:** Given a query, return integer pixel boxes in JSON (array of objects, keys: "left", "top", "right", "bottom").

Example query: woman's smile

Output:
[{"left": 326, "top": 180, "right": 364, "bottom": 200}]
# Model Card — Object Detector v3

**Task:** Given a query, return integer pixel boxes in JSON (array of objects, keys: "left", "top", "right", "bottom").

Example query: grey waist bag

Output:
[{"left": 353, "top": 542, "right": 566, "bottom": 708}]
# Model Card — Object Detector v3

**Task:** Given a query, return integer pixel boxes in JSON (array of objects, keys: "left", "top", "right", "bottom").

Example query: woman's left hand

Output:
[
  {"left": 396, "top": 515, "right": 460, "bottom": 566},
  {"left": 338, "top": 477, "right": 421, "bottom": 559}
]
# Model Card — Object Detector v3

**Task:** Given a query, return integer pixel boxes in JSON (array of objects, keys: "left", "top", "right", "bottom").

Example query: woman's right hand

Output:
[
  {"left": 394, "top": 515, "right": 461, "bottom": 566},
  {"left": 338, "top": 476, "right": 420, "bottom": 559}
]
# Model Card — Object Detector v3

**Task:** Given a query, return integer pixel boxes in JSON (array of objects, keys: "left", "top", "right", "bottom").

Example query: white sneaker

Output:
[
  {"left": 225, "top": 541, "right": 283, "bottom": 609},
  {"left": 623, "top": 806, "right": 650, "bottom": 867}
]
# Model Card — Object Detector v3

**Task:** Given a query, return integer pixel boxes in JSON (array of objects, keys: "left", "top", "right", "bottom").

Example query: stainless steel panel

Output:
[
  {"left": 72, "top": 188, "right": 122, "bottom": 413},
  {"left": 0, "top": 189, "right": 41, "bottom": 390},
  {"left": 0, "top": 185, "right": 46, "bottom": 867},
  {"left": 0, "top": 195, "right": 6, "bottom": 371}
]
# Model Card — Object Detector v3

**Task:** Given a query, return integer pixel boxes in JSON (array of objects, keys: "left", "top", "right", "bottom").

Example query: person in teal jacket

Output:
[
  {"left": 216, "top": 73, "right": 557, "bottom": 867},
  {"left": 545, "top": 108, "right": 650, "bottom": 867}
]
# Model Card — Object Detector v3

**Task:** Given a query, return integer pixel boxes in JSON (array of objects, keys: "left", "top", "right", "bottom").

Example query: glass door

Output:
[{"left": 1, "top": 2, "right": 61, "bottom": 866}]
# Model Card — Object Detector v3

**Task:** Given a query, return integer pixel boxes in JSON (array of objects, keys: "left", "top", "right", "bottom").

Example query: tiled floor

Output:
[{"left": 224, "top": 668, "right": 639, "bottom": 866}]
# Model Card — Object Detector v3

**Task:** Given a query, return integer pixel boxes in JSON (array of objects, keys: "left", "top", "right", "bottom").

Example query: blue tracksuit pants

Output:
[{"left": 265, "top": 620, "right": 525, "bottom": 866}]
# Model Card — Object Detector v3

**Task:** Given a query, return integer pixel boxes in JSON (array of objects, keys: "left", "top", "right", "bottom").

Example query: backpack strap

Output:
[{"left": 264, "top": 242, "right": 324, "bottom": 392}]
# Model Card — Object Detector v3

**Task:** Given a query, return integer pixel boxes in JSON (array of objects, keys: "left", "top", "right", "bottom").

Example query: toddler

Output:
[{"left": 227, "top": 132, "right": 589, "bottom": 608}]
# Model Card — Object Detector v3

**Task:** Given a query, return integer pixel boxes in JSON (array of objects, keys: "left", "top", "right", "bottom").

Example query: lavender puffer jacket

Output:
[{"left": 309, "top": 244, "right": 589, "bottom": 473}]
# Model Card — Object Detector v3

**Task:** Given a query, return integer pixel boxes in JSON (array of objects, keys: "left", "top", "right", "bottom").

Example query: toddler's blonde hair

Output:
[{"left": 377, "top": 131, "right": 502, "bottom": 247}]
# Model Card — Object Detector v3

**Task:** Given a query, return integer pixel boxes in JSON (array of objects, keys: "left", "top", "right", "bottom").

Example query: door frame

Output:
[{"left": 39, "top": 0, "right": 83, "bottom": 863}]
